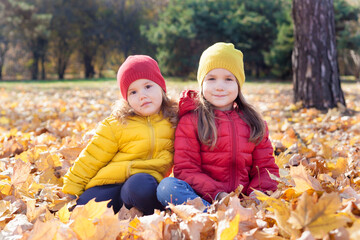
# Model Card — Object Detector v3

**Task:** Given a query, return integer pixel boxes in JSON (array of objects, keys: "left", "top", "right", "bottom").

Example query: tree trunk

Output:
[
  {"left": 57, "top": 56, "right": 66, "bottom": 80},
  {"left": 31, "top": 52, "right": 39, "bottom": 80},
  {"left": 83, "top": 53, "right": 95, "bottom": 79},
  {"left": 292, "top": 0, "right": 346, "bottom": 110},
  {"left": 0, "top": 47, "right": 7, "bottom": 81},
  {"left": 41, "top": 55, "right": 46, "bottom": 80}
]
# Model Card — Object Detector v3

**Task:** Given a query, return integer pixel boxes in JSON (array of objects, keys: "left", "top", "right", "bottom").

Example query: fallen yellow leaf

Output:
[
  {"left": 288, "top": 192, "right": 350, "bottom": 238},
  {"left": 220, "top": 214, "right": 240, "bottom": 240}
]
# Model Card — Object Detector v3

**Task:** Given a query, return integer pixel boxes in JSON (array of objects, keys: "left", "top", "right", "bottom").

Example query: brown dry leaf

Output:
[
  {"left": 26, "top": 219, "right": 60, "bottom": 240},
  {"left": 58, "top": 146, "right": 83, "bottom": 162},
  {"left": 1, "top": 214, "right": 33, "bottom": 238},
  {"left": 348, "top": 219, "right": 360, "bottom": 240},
  {"left": 330, "top": 157, "right": 348, "bottom": 178},
  {"left": 11, "top": 159, "right": 31, "bottom": 186},
  {"left": 179, "top": 212, "right": 215, "bottom": 240},
  {"left": 288, "top": 192, "right": 351, "bottom": 238},
  {"left": 216, "top": 196, "right": 256, "bottom": 239},
  {"left": 135, "top": 213, "right": 165, "bottom": 240},
  {"left": 89, "top": 208, "right": 123, "bottom": 240},
  {"left": 290, "top": 163, "right": 323, "bottom": 193},
  {"left": 168, "top": 203, "right": 202, "bottom": 221},
  {"left": 26, "top": 200, "right": 48, "bottom": 223},
  {"left": 1, "top": 83, "right": 359, "bottom": 239},
  {"left": 255, "top": 191, "right": 298, "bottom": 238}
]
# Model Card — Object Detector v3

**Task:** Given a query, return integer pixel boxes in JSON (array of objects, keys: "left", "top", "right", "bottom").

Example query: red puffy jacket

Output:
[{"left": 174, "top": 90, "right": 279, "bottom": 202}]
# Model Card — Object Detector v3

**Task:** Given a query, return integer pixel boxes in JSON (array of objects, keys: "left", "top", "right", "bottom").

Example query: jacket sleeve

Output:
[
  {"left": 173, "top": 113, "right": 227, "bottom": 202},
  {"left": 62, "top": 118, "right": 119, "bottom": 196},
  {"left": 247, "top": 122, "right": 279, "bottom": 195}
]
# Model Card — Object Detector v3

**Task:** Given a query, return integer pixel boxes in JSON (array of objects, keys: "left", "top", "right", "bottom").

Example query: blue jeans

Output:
[
  {"left": 156, "top": 177, "right": 211, "bottom": 207},
  {"left": 77, "top": 173, "right": 163, "bottom": 215}
]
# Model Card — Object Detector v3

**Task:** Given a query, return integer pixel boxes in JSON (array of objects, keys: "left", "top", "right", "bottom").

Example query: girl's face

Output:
[
  {"left": 202, "top": 68, "right": 239, "bottom": 111},
  {"left": 127, "top": 79, "right": 163, "bottom": 116}
]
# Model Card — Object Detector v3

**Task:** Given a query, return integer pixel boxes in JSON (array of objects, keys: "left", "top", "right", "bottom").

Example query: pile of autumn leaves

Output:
[{"left": 0, "top": 83, "right": 359, "bottom": 240}]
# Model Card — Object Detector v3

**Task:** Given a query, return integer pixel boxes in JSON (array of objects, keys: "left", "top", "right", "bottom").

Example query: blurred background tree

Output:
[
  {"left": 0, "top": 0, "right": 358, "bottom": 82},
  {"left": 292, "top": 0, "right": 347, "bottom": 110}
]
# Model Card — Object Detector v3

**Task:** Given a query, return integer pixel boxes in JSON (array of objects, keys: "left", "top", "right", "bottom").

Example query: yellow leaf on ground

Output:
[
  {"left": 11, "top": 160, "right": 31, "bottom": 186},
  {"left": 348, "top": 219, "right": 360, "bottom": 240},
  {"left": 26, "top": 200, "right": 47, "bottom": 223},
  {"left": 290, "top": 164, "right": 323, "bottom": 193},
  {"left": 71, "top": 215, "right": 96, "bottom": 239},
  {"left": 0, "top": 180, "right": 12, "bottom": 195},
  {"left": 57, "top": 205, "right": 71, "bottom": 224},
  {"left": 331, "top": 157, "right": 348, "bottom": 178},
  {"left": 220, "top": 214, "right": 240, "bottom": 240},
  {"left": 255, "top": 191, "right": 299, "bottom": 238},
  {"left": 288, "top": 192, "right": 350, "bottom": 238},
  {"left": 0, "top": 117, "right": 10, "bottom": 125},
  {"left": 70, "top": 199, "right": 109, "bottom": 221}
]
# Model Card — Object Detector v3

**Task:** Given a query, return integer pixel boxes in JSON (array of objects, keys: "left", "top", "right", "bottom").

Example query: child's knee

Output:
[
  {"left": 157, "top": 177, "right": 177, "bottom": 194},
  {"left": 156, "top": 177, "right": 177, "bottom": 204}
]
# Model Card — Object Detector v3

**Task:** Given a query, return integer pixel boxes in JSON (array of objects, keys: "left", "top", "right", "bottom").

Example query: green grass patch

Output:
[{"left": 1, "top": 77, "right": 356, "bottom": 91}]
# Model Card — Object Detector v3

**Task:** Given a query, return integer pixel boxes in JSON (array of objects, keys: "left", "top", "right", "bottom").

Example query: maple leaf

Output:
[
  {"left": 11, "top": 160, "right": 31, "bottom": 186},
  {"left": 26, "top": 200, "right": 49, "bottom": 223},
  {"left": 1, "top": 82, "right": 360, "bottom": 239},
  {"left": 135, "top": 213, "right": 165, "bottom": 239},
  {"left": 71, "top": 215, "right": 97, "bottom": 239},
  {"left": 70, "top": 199, "right": 109, "bottom": 221},
  {"left": 255, "top": 191, "right": 296, "bottom": 238},
  {"left": 220, "top": 214, "right": 240, "bottom": 240},
  {"left": 26, "top": 219, "right": 60, "bottom": 240},
  {"left": 1, "top": 214, "right": 33, "bottom": 238},
  {"left": 290, "top": 163, "right": 323, "bottom": 193},
  {"left": 91, "top": 211, "right": 125, "bottom": 240},
  {"left": 288, "top": 192, "right": 351, "bottom": 238},
  {"left": 57, "top": 205, "right": 71, "bottom": 224}
]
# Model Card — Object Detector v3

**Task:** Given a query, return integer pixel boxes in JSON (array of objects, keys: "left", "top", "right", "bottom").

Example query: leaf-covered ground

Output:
[{"left": 0, "top": 81, "right": 359, "bottom": 239}]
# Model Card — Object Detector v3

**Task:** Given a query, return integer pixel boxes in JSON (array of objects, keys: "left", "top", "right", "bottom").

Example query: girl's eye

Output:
[
  {"left": 226, "top": 78, "right": 234, "bottom": 81},
  {"left": 145, "top": 84, "right": 152, "bottom": 89},
  {"left": 129, "top": 91, "right": 136, "bottom": 95},
  {"left": 207, "top": 77, "right": 215, "bottom": 81}
]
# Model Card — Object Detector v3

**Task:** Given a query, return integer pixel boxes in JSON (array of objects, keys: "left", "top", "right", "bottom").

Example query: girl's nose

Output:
[
  {"left": 139, "top": 90, "right": 147, "bottom": 100},
  {"left": 215, "top": 81, "right": 224, "bottom": 91}
]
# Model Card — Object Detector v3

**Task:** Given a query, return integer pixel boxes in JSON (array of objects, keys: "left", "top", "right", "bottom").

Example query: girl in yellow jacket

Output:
[{"left": 62, "top": 55, "right": 177, "bottom": 215}]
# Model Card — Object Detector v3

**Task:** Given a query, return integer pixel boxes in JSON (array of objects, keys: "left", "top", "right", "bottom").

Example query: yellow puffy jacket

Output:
[{"left": 62, "top": 114, "right": 175, "bottom": 196}]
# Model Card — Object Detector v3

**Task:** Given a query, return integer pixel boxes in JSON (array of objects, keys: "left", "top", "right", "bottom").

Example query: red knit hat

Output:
[{"left": 117, "top": 55, "right": 166, "bottom": 100}]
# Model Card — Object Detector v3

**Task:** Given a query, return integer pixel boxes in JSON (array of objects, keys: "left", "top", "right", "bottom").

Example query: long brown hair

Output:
[
  {"left": 112, "top": 90, "right": 178, "bottom": 127},
  {"left": 197, "top": 87, "right": 265, "bottom": 149}
]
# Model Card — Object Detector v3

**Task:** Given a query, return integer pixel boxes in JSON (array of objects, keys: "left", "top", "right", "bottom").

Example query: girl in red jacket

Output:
[{"left": 157, "top": 42, "right": 279, "bottom": 207}]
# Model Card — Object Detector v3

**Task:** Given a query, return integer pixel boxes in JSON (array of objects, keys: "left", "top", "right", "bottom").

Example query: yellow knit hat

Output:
[{"left": 197, "top": 42, "right": 245, "bottom": 88}]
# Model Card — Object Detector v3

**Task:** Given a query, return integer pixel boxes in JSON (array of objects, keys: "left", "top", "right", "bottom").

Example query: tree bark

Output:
[
  {"left": 31, "top": 52, "right": 39, "bottom": 80},
  {"left": 41, "top": 54, "right": 46, "bottom": 80},
  {"left": 292, "top": 0, "right": 346, "bottom": 110},
  {"left": 0, "top": 45, "right": 8, "bottom": 81},
  {"left": 83, "top": 53, "right": 95, "bottom": 79}
]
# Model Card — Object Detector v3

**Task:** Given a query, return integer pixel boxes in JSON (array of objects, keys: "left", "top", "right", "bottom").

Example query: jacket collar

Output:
[{"left": 128, "top": 112, "right": 163, "bottom": 122}]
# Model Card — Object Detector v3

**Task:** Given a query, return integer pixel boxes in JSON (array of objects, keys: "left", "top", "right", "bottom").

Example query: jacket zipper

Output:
[
  {"left": 226, "top": 112, "right": 237, "bottom": 190},
  {"left": 147, "top": 117, "right": 155, "bottom": 159}
]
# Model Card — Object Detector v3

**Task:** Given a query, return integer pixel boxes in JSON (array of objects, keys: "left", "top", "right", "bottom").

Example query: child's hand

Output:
[
  {"left": 249, "top": 191, "right": 260, "bottom": 204},
  {"left": 216, "top": 192, "right": 228, "bottom": 201}
]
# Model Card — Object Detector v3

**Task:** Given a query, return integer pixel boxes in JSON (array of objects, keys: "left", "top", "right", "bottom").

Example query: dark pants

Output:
[{"left": 77, "top": 173, "right": 163, "bottom": 215}]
